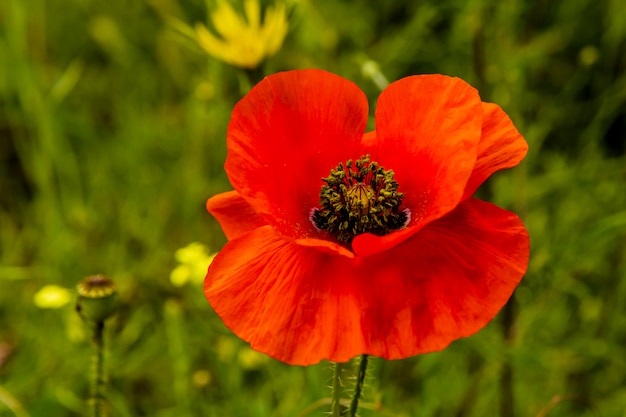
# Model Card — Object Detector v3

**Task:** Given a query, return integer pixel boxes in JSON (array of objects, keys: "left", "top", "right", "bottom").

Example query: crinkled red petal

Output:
[
  {"left": 206, "top": 191, "right": 268, "bottom": 240},
  {"left": 225, "top": 69, "right": 368, "bottom": 239},
  {"left": 205, "top": 226, "right": 363, "bottom": 365},
  {"left": 462, "top": 102, "right": 528, "bottom": 199},
  {"left": 358, "top": 198, "right": 529, "bottom": 358},
  {"left": 204, "top": 199, "right": 529, "bottom": 365},
  {"left": 373, "top": 74, "right": 483, "bottom": 233}
]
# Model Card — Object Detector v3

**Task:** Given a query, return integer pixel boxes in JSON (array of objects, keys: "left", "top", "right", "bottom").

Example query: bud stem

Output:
[{"left": 91, "top": 320, "right": 106, "bottom": 417}]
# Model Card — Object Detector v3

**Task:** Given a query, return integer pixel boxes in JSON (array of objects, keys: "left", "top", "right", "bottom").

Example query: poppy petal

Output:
[
  {"left": 205, "top": 225, "right": 364, "bottom": 365},
  {"left": 294, "top": 236, "right": 356, "bottom": 259},
  {"left": 205, "top": 199, "right": 529, "bottom": 365},
  {"left": 374, "top": 75, "right": 483, "bottom": 231},
  {"left": 462, "top": 102, "right": 528, "bottom": 199},
  {"left": 225, "top": 69, "right": 369, "bottom": 239},
  {"left": 206, "top": 191, "right": 268, "bottom": 240},
  {"left": 351, "top": 226, "right": 415, "bottom": 258},
  {"left": 357, "top": 198, "right": 529, "bottom": 358}
]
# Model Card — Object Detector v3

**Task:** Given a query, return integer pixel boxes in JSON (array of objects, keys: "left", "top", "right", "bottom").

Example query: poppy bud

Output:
[{"left": 76, "top": 275, "right": 118, "bottom": 322}]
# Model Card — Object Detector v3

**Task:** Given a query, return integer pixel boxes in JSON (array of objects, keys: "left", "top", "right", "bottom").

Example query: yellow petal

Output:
[
  {"left": 262, "top": 3, "right": 288, "bottom": 56},
  {"left": 196, "top": 23, "right": 231, "bottom": 61},
  {"left": 211, "top": 0, "right": 246, "bottom": 40},
  {"left": 244, "top": 0, "right": 261, "bottom": 31}
]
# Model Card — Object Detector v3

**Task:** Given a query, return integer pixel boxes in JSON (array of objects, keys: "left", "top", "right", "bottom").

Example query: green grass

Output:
[{"left": 1, "top": 0, "right": 625, "bottom": 416}]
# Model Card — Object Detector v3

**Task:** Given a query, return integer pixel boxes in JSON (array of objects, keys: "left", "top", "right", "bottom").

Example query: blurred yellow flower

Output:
[
  {"left": 170, "top": 242, "right": 216, "bottom": 286},
  {"left": 33, "top": 285, "right": 72, "bottom": 309},
  {"left": 215, "top": 336, "right": 237, "bottom": 362},
  {"left": 192, "top": 369, "right": 212, "bottom": 387},
  {"left": 195, "top": 0, "right": 288, "bottom": 68},
  {"left": 238, "top": 346, "right": 269, "bottom": 369}
]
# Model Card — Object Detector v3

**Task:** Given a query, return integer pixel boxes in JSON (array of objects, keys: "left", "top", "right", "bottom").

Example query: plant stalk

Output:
[
  {"left": 331, "top": 362, "right": 343, "bottom": 417},
  {"left": 348, "top": 355, "right": 369, "bottom": 417},
  {"left": 91, "top": 320, "right": 105, "bottom": 417}
]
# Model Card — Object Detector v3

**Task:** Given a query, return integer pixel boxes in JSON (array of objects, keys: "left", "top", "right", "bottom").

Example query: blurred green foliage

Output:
[{"left": 1, "top": 0, "right": 625, "bottom": 416}]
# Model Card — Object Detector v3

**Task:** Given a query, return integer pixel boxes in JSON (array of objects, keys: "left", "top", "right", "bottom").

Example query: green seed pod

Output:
[{"left": 76, "top": 275, "right": 118, "bottom": 323}]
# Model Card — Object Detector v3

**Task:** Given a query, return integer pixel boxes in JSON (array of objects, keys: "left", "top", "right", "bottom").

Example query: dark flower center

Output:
[{"left": 310, "top": 155, "right": 409, "bottom": 243}]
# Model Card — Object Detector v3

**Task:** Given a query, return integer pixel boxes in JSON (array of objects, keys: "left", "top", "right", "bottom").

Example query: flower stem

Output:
[
  {"left": 348, "top": 355, "right": 369, "bottom": 417},
  {"left": 91, "top": 320, "right": 105, "bottom": 417},
  {"left": 500, "top": 298, "right": 516, "bottom": 417},
  {"left": 331, "top": 362, "right": 343, "bottom": 417}
]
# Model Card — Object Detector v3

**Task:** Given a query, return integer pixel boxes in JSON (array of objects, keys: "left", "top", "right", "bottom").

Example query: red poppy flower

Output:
[{"left": 205, "top": 69, "right": 529, "bottom": 365}]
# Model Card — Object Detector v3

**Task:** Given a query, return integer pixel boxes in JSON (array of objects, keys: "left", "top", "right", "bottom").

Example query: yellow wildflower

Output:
[
  {"left": 170, "top": 242, "right": 216, "bottom": 286},
  {"left": 33, "top": 285, "right": 72, "bottom": 309},
  {"left": 195, "top": 0, "right": 288, "bottom": 68},
  {"left": 192, "top": 369, "right": 212, "bottom": 387},
  {"left": 238, "top": 346, "right": 269, "bottom": 369}
]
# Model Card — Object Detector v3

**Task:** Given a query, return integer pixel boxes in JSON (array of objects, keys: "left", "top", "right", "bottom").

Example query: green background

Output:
[{"left": 1, "top": 0, "right": 625, "bottom": 416}]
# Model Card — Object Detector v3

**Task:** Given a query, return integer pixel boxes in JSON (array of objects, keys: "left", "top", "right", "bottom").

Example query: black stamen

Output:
[{"left": 311, "top": 155, "right": 408, "bottom": 243}]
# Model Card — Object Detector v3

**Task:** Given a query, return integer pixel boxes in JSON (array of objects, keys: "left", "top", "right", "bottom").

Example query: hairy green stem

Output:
[
  {"left": 91, "top": 321, "right": 105, "bottom": 417},
  {"left": 349, "top": 355, "right": 369, "bottom": 417},
  {"left": 331, "top": 362, "right": 343, "bottom": 417}
]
